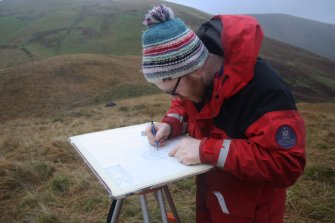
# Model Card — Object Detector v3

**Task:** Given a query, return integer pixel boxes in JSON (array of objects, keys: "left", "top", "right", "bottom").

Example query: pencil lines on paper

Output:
[
  {"left": 104, "top": 165, "right": 136, "bottom": 188},
  {"left": 142, "top": 149, "right": 169, "bottom": 160}
]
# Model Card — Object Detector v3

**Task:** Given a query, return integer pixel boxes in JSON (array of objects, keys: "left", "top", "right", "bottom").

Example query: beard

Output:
[{"left": 182, "top": 74, "right": 208, "bottom": 103}]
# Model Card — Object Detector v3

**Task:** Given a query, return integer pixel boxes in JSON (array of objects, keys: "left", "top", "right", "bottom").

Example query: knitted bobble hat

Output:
[{"left": 142, "top": 5, "right": 209, "bottom": 83}]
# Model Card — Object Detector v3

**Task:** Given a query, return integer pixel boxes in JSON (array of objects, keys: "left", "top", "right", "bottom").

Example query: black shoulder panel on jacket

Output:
[
  {"left": 214, "top": 58, "right": 297, "bottom": 138},
  {"left": 196, "top": 18, "right": 224, "bottom": 57}
]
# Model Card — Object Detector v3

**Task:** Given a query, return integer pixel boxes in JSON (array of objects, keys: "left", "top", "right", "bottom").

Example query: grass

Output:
[
  {"left": 0, "top": 16, "right": 26, "bottom": 44},
  {"left": 0, "top": 47, "right": 33, "bottom": 68},
  {"left": 28, "top": 9, "right": 78, "bottom": 33},
  {"left": 25, "top": 42, "right": 58, "bottom": 57},
  {"left": 1, "top": 0, "right": 335, "bottom": 105},
  {"left": 107, "top": 84, "right": 161, "bottom": 101},
  {"left": 284, "top": 103, "right": 335, "bottom": 223},
  {"left": 50, "top": 175, "right": 71, "bottom": 193},
  {"left": 0, "top": 0, "right": 210, "bottom": 60},
  {"left": 0, "top": 96, "right": 334, "bottom": 222},
  {"left": 310, "top": 71, "right": 335, "bottom": 91}
]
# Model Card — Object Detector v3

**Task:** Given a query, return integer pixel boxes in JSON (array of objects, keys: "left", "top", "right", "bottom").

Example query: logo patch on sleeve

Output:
[{"left": 275, "top": 125, "right": 297, "bottom": 149}]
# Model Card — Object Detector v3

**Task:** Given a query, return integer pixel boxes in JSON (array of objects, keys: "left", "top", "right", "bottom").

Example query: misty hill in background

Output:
[
  {"left": 252, "top": 14, "right": 335, "bottom": 61},
  {"left": 0, "top": 0, "right": 334, "bottom": 116},
  {"left": 260, "top": 37, "right": 335, "bottom": 102},
  {"left": 0, "top": 0, "right": 209, "bottom": 67},
  {"left": 1, "top": 48, "right": 334, "bottom": 121}
]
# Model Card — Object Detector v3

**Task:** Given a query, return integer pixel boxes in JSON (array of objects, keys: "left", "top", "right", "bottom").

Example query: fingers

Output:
[
  {"left": 159, "top": 139, "right": 166, "bottom": 146},
  {"left": 145, "top": 122, "right": 171, "bottom": 147},
  {"left": 182, "top": 158, "right": 190, "bottom": 165},
  {"left": 169, "top": 144, "right": 188, "bottom": 164},
  {"left": 168, "top": 138, "right": 201, "bottom": 165},
  {"left": 168, "top": 146, "right": 177, "bottom": 157},
  {"left": 171, "top": 148, "right": 190, "bottom": 166},
  {"left": 145, "top": 124, "right": 156, "bottom": 146},
  {"left": 155, "top": 123, "right": 171, "bottom": 142}
]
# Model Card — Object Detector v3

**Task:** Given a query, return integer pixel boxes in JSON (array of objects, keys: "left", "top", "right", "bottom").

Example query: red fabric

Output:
[
  {"left": 161, "top": 97, "right": 188, "bottom": 138},
  {"left": 161, "top": 116, "right": 184, "bottom": 138},
  {"left": 162, "top": 15, "right": 263, "bottom": 133},
  {"left": 214, "top": 15, "right": 263, "bottom": 99},
  {"left": 200, "top": 110, "right": 306, "bottom": 187},
  {"left": 223, "top": 110, "right": 306, "bottom": 187},
  {"left": 144, "top": 31, "right": 195, "bottom": 54},
  {"left": 161, "top": 15, "right": 306, "bottom": 223},
  {"left": 198, "top": 111, "right": 305, "bottom": 222}
]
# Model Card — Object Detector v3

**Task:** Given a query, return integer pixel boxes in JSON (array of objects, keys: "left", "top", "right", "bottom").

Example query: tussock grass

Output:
[
  {"left": 0, "top": 94, "right": 170, "bottom": 222},
  {"left": 0, "top": 99, "right": 334, "bottom": 222},
  {"left": 284, "top": 103, "right": 335, "bottom": 223}
]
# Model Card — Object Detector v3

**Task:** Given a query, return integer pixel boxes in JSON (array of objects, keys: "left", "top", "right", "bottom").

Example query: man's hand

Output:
[
  {"left": 169, "top": 137, "right": 201, "bottom": 165},
  {"left": 145, "top": 122, "right": 171, "bottom": 147}
]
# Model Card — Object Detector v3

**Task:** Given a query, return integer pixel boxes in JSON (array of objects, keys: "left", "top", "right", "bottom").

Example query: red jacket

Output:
[{"left": 162, "top": 15, "right": 306, "bottom": 223}]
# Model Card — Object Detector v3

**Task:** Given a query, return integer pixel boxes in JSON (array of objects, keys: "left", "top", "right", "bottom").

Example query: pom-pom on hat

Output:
[{"left": 142, "top": 5, "right": 209, "bottom": 83}]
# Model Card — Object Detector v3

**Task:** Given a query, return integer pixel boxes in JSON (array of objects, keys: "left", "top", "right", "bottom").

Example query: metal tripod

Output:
[{"left": 106, "top": 185, "right": 180, "bottom": 223}]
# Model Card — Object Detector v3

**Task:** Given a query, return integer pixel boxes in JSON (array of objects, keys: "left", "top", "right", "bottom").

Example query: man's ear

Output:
[{"left": 188, "top": 69, "right": 202, "bottom": 78}]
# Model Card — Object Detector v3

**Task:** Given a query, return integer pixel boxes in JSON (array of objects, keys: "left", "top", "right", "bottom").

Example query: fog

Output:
[{"left": 165, "top": 0, "right": 335, "bottom": 25}]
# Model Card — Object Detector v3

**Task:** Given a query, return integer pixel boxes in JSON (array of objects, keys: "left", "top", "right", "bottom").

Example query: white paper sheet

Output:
[{"left": 69, "top": 123, "right": 213, "bottom": 199}]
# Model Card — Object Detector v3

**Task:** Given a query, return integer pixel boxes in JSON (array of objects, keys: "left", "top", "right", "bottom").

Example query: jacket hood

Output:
[{"left": 197, "top": 15, "right": 264, "bottom": 99}]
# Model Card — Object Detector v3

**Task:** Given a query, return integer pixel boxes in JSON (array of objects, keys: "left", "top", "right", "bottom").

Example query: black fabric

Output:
[
  {"left": 106, "top": 200, "right": 117, "bottom": 223},
  {"left": 196, "top": 18, "right": 224, "bottom": 57},
  {"left": 213, "top": 58, "right": 297, "bottom": 138},
  {"left": 193, "top": 64, "right": 225, "bottom": 112},
  {"left": 197, "top": 18, "right": 296, "bottom": 139}
]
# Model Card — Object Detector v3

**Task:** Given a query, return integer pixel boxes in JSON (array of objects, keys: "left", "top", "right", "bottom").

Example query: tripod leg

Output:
[
  {"left": 140, "top": 194, "right": 151, "bottom": 223},
  {"left": 163, "top": 186, "right": 181, "bottom": 223},
  {"left": 155, "top": 189, "right": 168, "bottom": 223},
  {"left": 106, "top": 199, "right": 124, "bottom": 223}
]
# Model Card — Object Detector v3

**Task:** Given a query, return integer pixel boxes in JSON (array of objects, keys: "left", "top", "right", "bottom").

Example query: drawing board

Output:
[{"left": 69, "top": 123, "right": 213, "bottom": 199}]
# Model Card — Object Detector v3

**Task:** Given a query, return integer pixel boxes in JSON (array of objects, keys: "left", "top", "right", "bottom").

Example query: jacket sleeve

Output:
[
  {"left": 161, "top": 98, "right": 188, "bottom": 138},
  {"left": 200, "top": 110, "right": 306, "bottom": 188}
]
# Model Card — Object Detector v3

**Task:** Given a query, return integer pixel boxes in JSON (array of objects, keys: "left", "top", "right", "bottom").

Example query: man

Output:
[{"left": 142, "top": 5, "right": 306, "bottom": 223}]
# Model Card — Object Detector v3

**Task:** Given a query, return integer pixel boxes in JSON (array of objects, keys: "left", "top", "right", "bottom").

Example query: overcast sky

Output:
[{"left": 165, "top": 0, "right": 335, "bottom": 25}]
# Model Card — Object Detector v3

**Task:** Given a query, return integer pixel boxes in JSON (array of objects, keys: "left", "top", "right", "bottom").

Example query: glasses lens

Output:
[{"left": 166, "top": 77, "right": 181, "bottom": 95}]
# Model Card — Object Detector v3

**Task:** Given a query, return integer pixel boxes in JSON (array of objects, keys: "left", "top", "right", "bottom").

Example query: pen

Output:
[{"left": 151, "top": 121, "right": 159, "bottom": 149}]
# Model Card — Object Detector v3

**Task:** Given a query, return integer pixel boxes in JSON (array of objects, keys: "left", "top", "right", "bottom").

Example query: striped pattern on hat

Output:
[{"left": 142, "top": 5, "right": 208, "bottom": 83}]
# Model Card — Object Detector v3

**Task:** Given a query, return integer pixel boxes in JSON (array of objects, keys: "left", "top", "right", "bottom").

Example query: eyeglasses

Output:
[{"left": 165, "top": 77, "right": 181, "bottom": 96}]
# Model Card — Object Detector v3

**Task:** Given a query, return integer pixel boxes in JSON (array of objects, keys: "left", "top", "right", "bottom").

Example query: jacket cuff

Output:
[
  {"left": 199, "top": 138, "right": 230, "bottom": 167},
  {"left": 161, "top": 115, "right": 185, "bottom": 138},
  {"left": 199, "top": 138, "right": 224, "bottom": 166}
]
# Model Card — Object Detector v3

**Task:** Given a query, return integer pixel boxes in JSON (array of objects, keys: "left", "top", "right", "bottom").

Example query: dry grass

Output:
[
  {"left": 284, "top": 103, "right": 335, "bottom": 223},
  {"left": 0, "top": 54, "right": 160, "bottom": 121},
  {"left": 0, "top": 98, "right": 335, "bottom": 223},
  {"left": 0, "top": 98, "right": 334, "bottom": 222},
  {"left": 0, "top": 94, "right": 171, "bottom": 223}
]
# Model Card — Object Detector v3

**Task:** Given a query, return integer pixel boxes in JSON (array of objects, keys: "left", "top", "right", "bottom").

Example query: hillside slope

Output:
[
  {"left": 1, "top": 50, "right": 334, "bottom": 121},
  {"left": 0, "top": 54, "right": 159, "bottom": 121},
  {"left": 260, "top": 37, "right": 335, "bottom": 102},
  {"left": 0, "top": 0, "right": 210, "bottom": 67},
  {"left": 0, "top": 0, "right": 334, "bottom": 117},
  {"left": 252, "top": 14, "right": 335, "bottom": 61}
]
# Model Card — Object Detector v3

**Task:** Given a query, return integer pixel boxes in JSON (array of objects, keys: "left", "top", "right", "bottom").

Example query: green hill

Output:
[
  {"left": 0, "top": 0, "right": 334, "bottom": 106},
  {"left": 0, "top": 54, "right": 158, "bottom": 121},
  {"left": 260, "top": 37, "right": 335, "bottom": 102},
  {"left": 252, "top": 14, "right": 335, "bottom": 61},
  {"left": 0, "top": 0, "right": 209, "bottom": 65}
]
